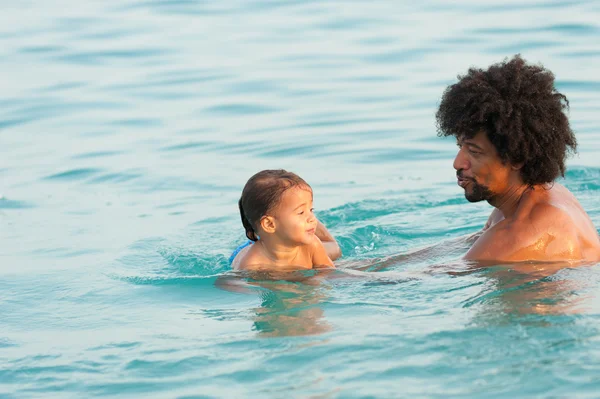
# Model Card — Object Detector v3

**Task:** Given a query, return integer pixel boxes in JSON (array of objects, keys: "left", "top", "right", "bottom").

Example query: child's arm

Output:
[
  {"left": 315, "top": 220, "right": 342, "bottom": 261},
  {"left": 310, "top": 236, "right": 335, "bottom": 268}
]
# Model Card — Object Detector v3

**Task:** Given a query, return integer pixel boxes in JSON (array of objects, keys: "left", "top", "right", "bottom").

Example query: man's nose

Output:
[{"left": 453, "top": 148, "right": 470, "bottom": 171}]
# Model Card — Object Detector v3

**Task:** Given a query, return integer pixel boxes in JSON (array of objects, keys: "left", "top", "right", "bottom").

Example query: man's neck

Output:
[
  {"left": 489, "top": 183, "right": 531, "bottom": 219},
  {"left": 259, "top": 239, "right": 300, "bottom": 265}
]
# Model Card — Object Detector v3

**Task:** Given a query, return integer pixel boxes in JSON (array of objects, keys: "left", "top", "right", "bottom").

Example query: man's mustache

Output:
[{"left": 456, "top": 170, "right": 474, "bottom": 181}]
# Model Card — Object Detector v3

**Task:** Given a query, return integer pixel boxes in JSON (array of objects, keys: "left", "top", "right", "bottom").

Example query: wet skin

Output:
[
  {"left": 454, "top": 131, "right": 600, "bottom": 263},
  {"left": 233, "top": 186, "right": 335, "bottom": 271}
]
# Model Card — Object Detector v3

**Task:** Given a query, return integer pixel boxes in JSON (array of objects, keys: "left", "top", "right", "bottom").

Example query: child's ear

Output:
[{"left": 260, "top": 216, "right": 276, "bottom": 234}]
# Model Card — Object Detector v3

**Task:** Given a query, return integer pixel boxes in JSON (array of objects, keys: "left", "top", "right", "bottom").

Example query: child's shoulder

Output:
[{"left": 231, "top": 243, "right": 263, "bottom": 271}]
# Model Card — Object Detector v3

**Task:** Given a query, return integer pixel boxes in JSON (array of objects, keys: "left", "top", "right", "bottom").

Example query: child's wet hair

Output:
[{"left": 238, "top": 169, "right": 311, "bottom": 241}]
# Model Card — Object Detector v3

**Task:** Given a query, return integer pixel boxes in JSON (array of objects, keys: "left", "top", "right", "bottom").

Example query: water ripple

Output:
[
  {"left": 206, "top": 103, "right": 281, "bottom": 115},
  {"left": 556, "top": 80, "right": 600, "bottom": 92},
  {"left": 473, "top": 23, "right": 600, "bottom": 35},
  {"left": 44, "top": 168, "right": 102, "bottom": 181},
  {"left": 52, "top": 48, "right": 171, "bottom": 65},
  {"left": 71, "top": 151, "right": 124, "bottom": 159},
  {"left": 159, "top": 141, "right": 216, "bottom": 152},
  {"left": 363, "top": 48, "right": 436, "bottom": 64},
  {"left": 3, "top": 0, "right": 600, "bottom": 397},
  {"left": 120, "top": 0, "right": 230, "bottom": 15},
  {"left": 18, "top": 45, "right": 66, "bottom": 54}
]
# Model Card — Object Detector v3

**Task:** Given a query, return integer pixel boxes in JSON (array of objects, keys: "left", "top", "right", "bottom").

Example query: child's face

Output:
[{"left": 272, "top": 186, "right": 317, "bottom": 245}]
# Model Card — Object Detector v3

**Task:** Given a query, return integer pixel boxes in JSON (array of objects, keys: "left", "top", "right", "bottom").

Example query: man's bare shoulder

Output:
[
  {"left": 514, "top": 194, "right": 578, "bottom": 235},
  {"left": 512, "top": 185, "right": 573, "bottom": 227},
  {"left": 523, "top": 201, "right": 573, "bottom": 229},
  {"left": 468, "top": 194, "right": 582, "bottom": 262},
  {"left": 528, "top": 184, "right": 600, "bottom": 261}
]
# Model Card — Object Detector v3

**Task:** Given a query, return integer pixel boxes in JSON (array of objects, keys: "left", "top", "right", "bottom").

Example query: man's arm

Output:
[
  {"left": 351, "top": 208, "right": 501, "bottom": 271},
  {"left": 315, "top": 220, "right": 342, "bottom": 261},
  {"left": 346, "top": 230, "right": 482, "bottom": 272},
  {"left": 310, "top": 236, "right": 335, "bottom": 268},
  {"left": 464, "top": 220, "right": 529, "bottom": 262}
]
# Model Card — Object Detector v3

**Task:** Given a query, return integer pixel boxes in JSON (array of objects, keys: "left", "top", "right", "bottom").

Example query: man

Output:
[{"left": 436, "top": 55, "right": 600, "bottom": 263}]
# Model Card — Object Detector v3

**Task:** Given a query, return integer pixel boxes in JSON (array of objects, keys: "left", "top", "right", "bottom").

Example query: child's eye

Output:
[
  {"left": 310, "top": 208, "right": 314, "bottom": 213},
  {"left": 298, "top": 211, "right": 304, "bottom": 215}
]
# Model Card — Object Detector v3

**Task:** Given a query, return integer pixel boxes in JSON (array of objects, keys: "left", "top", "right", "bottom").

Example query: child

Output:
[{"left": 231, "top": 169, "right": 339, "bottom": 271}]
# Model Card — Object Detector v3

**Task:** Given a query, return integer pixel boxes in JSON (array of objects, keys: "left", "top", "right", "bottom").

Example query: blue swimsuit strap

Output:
[{"left": 229, "top": 240, "right": 254, "bottom": 265}]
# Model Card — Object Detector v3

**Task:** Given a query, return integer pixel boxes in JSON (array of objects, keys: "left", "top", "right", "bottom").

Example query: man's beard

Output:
[
  {"left": 457, "top": 171, "right": 494, "bottom": 203},
  {"left": 465, "top": 181, "right": 494, "bottom": 202}
]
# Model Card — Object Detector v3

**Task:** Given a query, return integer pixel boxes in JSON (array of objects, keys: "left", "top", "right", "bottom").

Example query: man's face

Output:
[{"left": 453, "top": 131, "right": 514, "bottom": 203}]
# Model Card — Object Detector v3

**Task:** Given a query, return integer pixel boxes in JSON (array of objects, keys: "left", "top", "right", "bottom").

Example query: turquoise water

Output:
[{"left": 2, "top": 0, "right": 600, "bottom": 397}]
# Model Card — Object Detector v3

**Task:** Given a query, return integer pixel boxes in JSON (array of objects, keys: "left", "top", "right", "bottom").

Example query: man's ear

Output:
[
  {"left": 260, "top": 216, "right": 276, "bottom": 234},
  {"left": 511, "top": 161, "right": 524, "bottom": 171}
]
